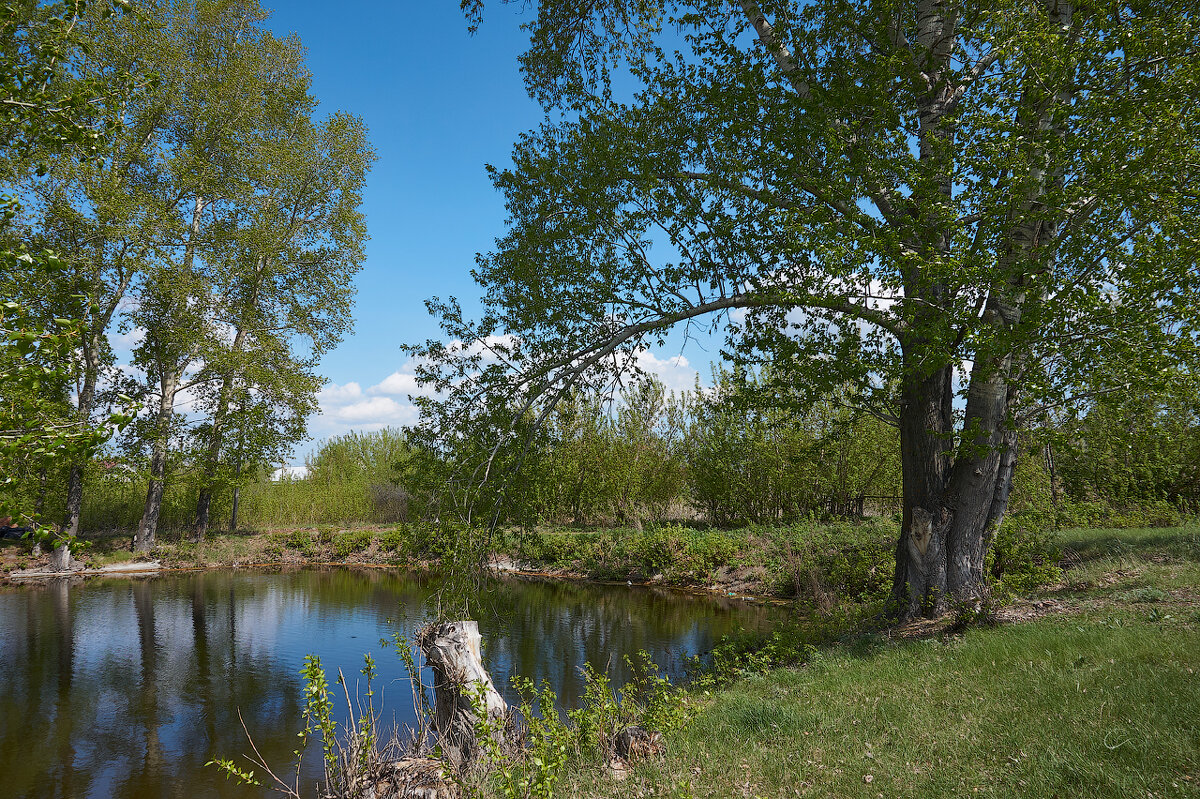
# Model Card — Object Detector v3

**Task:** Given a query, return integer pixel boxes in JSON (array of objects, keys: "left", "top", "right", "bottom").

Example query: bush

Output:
[
  {"left": 331, "top": 529, "right": 373, "bottom": 559},
  {"left": 286, "top": 529, "right": 319, "bottom": 558},
  {"left": 767, "top": 522, "right": 893, "bottom": 605},
  {"left": 377, "top": 527, "right": 407, "bottom": 553},
  {"left": 1054, "top": 499, "right": 1184, "bottom": 530},
  {"left": 988, "top": 520, "right": 1062, "bottom": 593},
  {"left": 701, "top": 624, "right": 820, "bottom": 682}
]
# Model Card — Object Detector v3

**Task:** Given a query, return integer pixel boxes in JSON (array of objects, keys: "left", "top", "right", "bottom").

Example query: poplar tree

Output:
[
  {"left": 190, "top": 111, "right": 372, "bottom": 540},
  {"left": 31, "top": 0, "right": 371, "bottom": 551},
  {"left": 414, "top": 0, "right": 1200, "bottom": 617},
  {"left": 1, "top": 0, "right": 134, "bottom": 568}
]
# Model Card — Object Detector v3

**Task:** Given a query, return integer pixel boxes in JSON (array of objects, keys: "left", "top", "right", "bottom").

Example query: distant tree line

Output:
[
  {"left": 78, "top": 371, "right": 1190, "bottom": 534},
  {"left": 404, "top": 373, "right": 1198, "bottom": 531}
]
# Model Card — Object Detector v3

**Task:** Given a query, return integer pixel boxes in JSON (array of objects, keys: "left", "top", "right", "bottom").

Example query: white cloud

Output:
[
  {"left": 308, "top": 378, "right": 421, "bottom": 445},
  {"left": 366, "top": 365, "right": 440, "bottom": 399},
  {"left": 318, "top": 381, "right": 363, "bottom": 403},
  {"left": 370, "top": 371, "right": 423, "bottom": 396},
  {"left": 112, "top": 325, "right": 146, "bottom": 351},
  {"left": 334, "top": 396, "right": 416, "bottom": 424},
  {"left": 633, "top": 350, "right": 701, "bottom": 394}
]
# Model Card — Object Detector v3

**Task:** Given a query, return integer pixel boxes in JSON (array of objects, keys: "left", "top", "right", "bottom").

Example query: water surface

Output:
[{"left": 0, "top": 567, "right": 782, "bottom": 798}]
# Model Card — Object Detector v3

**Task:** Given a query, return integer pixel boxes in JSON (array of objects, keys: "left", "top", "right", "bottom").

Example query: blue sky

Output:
[{"left": 258, "top": 2, "right": 703, "bottom": 466}]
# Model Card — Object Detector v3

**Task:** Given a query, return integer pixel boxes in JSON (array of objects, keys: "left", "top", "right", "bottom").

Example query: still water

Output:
[{"left": 0, "top": 567, "right": 782, "bottom": 798}]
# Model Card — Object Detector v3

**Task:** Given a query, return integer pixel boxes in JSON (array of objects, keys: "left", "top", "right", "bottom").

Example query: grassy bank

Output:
[
  {"left": 560, "top": 609, "right": 1199, "bottom": 798},
  {"left": 2, "top": 520, "right": 905, "bottom": 600},
  {"left": 1, "top": 518, "right": 1183, "bottom": 607},
  {"left": 549, "top": 524, "right": 1200, "bottom": 799}
]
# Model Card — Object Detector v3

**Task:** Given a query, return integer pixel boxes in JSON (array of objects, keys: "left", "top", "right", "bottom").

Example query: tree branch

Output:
[{"left": 738, "top": 0, "right": 813, "bottom": 99}]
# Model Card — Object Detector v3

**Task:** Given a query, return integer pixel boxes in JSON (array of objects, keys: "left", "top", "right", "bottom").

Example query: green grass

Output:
[
  {"left": 559, "top": 610, "right": 1199, "bottom": 799},
  {"left": 545, "top": 524, "right": 1200, "bottom": 799},
  {"left": 1053, "top": 525, "right": 1200, "bottom": 597},
  {"left": 1057, "top": 525, "right": 1200, "bottom": 561}
]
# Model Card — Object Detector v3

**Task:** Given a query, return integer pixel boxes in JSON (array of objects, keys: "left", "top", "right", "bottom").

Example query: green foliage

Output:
[
  {"left": 517, "top": 525, "right": 744, "bottom": 584},
  {"left": 307, "top": 429, "right": 419, "bottom": 492},
  {"left": 210, "top": 650, "right": 389, "bottom": 796},
  {"left": 988, "top": 522, "right": 1063, "bottom": 594},
  {"left": 566, "top": 664, "right": 621, "bottom": 758},
  {"left": 470, "top": 651, "right": 687, "bottom": 799},
  {"left": 617, "top": 651, "right": 688, "bottom": 736},
  {"left": 299, "top": 654, "right": 338, "bottom": 778},
  {"left": 0, "top": 0, "right": 136, "bottom": 553},
  {"left": 687, "top": 370, "right": 900, "bottom": 526},
  {"left": 415, "top": 0, "right": 1200, "bottom": 614},
  {"left": 1047, "top": 382, "right": 1200, "bottom": 510},
  {"left": 0, "top": 0, "right": 132, "bottom": 173},
  {"left": 700, "top": 625, "right": 821, "bottom": 684},
  {"left": 400, "top": 521, "right": 479, "bottom": 566},
  {"left": 274, "top": 529, "right": 317, "bottom": 559},
  {"left": 473, "top": 678, "right": 571, "bottom": 799},
  {"left": 377, "top": 527, "right": 407, "bottom": 553},
  {"left": 205, "top": 757, "right": 262, "bottom": 788},
  {"left": 1, "top": 0, "right": 373, "bottom": 549},
  {"left": 766, "top": 521, "right": 894, "bottom": 604},
  {"left": 331, "top": 529, "right": 373, "bottom": 559}
]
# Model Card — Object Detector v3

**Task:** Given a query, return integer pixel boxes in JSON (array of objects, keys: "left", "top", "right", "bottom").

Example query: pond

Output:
[{"left": 0, "top": 567, "right": 785, "bottom": 798}]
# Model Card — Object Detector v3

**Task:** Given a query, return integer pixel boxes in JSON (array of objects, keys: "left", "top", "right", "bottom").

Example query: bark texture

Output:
[
  {"left": 416, "top": 621, "right": 508, "bottom": 767},
  {"left": 884, "top": 0, "right": 1073, "bottom": 620}
]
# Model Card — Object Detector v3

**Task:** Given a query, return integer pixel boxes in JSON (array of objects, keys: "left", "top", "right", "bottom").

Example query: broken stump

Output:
[{"left": 416, "top": 620, "right": 509, "bottom": 767}]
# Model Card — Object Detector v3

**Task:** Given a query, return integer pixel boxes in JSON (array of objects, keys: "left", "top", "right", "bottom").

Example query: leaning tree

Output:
[{"left": 408, "top": 0, "right": 1200, "bottom": 619}]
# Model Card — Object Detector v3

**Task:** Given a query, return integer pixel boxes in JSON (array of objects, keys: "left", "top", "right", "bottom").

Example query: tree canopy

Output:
[
  {"left": 0, "top": 0, "right": 135, "bottom": 562},
  {"left": 415, "top": 0, "right": 1200, "bottom": 617},
  {"left": 2, "top": 0, "right": 373, "bottom": 562}
]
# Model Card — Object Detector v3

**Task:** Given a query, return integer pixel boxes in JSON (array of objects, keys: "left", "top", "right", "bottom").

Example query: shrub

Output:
[
  {"left": 988, "top": 520, "right": 1062, "bottom": 593},
  {"left": 768, "top": 523, "right": 892, "bottom": 605},
  {"left": 701, "top": 624, "right": 820, "bottom": 683},
  {"left": 377, "top": 527, "right": 407, "bottom": 553},
  {"left": 331, "top": 530, "right": 373, "bottom": 559},
  {"left": 286, "top": 529, "right": 319, "bottom": 558}
]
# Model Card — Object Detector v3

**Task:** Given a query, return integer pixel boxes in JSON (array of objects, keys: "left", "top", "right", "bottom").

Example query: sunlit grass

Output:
[
  {"left": 1051, "top": 525, "right": 1200, "bottom": 597},
  {"left": 561, "top": 610, "right": 1200, "bottom": 799},
  {"left": 549, "top": 524, "right": 1200, "bottom": 799}
]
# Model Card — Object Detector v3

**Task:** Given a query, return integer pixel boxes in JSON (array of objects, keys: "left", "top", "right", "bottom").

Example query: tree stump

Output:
[
  {"left": 613, "top": 725, "right": 663, "bottom": 760},
  {"left": 416, "top": 621, "right": 508, "bottom": 767},
  {"left": 360, "top": 757, "right": 460, "bottom": 799}
]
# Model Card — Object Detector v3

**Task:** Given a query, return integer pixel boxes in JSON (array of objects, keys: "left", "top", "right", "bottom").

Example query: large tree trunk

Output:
[
  {"left": 885, "top": 1, "right": 1074, "bottom": 622},
  {"left": 890, "top": 359, "right": 954, "bottom": 619},
  {"left": 192, "top": 374, "right": 230, "bottom": 540},
  {"left": 890, "top": 346, "right": 1017, "bottom": 620},
  {"left": 55, "top": 339, "right": 103, "bottom": 569},
  {"left": 229, "top": 460, "right": 241, "bottom": 532},
  {"left": 943, "top": 353, "right": 1013, "bottom": 601}
]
